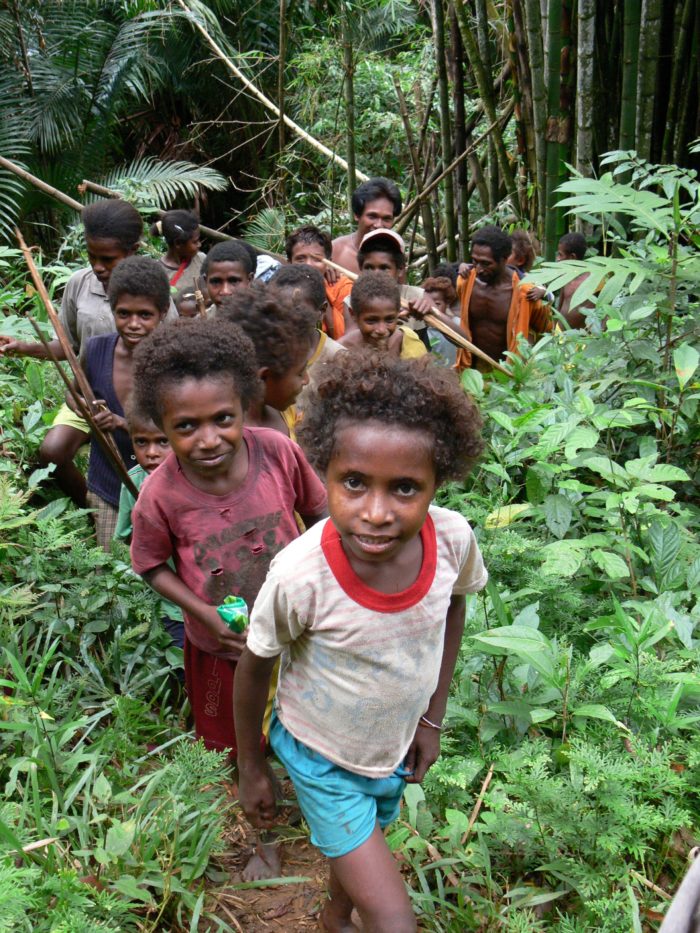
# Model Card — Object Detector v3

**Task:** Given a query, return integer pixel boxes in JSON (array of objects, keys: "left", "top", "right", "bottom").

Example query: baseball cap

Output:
[{"left": 359, "top": 228, "right": 405, "bottom": 254}]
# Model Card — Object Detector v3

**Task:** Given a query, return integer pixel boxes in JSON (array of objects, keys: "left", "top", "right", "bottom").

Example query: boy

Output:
[
  {"left": 71, "top": 255, "right": 170, "bottom": 549},
  {"left": 269, "top": 263, "right": 345, "bottom": 411},
  {"left": 234, "top": 351, "right": 487, "bottom": 933},
  {"left": 331, "top": 177, "right": 402, "bottom": 274},
  {"left": 285, "top": 225, "right": 353, "bottom": 339},
  {"left": 115, "top": 400, "right": 184, "bottom": 658},
  {"left": 556, "top": 231, "right": 593, "bottom": 328},
  {"left": 201, "top": 241, "right": 254, "bottom": 311},
  {"left": 339, "top": 272, "right": 426, "bottom": 359},
  {"left": 421, "top": 274, "right": 460, "bottom": 365}
]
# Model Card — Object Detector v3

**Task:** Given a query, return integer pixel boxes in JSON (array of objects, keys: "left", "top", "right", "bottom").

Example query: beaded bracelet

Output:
[{"left": 419, "top": 715, "right": 442, "bottom": 731}]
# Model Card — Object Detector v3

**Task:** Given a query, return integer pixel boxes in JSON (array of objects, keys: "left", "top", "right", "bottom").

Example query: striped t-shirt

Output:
[{"left": 246, "top": 504, "right": 487, "bottom": 778}]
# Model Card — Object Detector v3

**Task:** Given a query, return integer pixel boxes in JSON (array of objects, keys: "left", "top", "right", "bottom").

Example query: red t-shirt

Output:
[{"left": 130, "top": 427, "right": 327, "bottom": 658}]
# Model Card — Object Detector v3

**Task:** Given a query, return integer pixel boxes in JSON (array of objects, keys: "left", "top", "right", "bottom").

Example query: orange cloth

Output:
[
  {"left": 455, "top": 268, "right": 552, "bottom": 371},
  {"left": 324, "top": 276, "right": 353, "bottom": 339}
]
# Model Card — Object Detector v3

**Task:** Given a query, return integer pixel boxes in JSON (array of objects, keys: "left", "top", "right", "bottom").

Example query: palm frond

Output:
[
  {"left": 243, "top": 208, "right": 286, "bottom": 254},
  {"left": 98, "top": 157, "right": 228, "bottom": 209}
]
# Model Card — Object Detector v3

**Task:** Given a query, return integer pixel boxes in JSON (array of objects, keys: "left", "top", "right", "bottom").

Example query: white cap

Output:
[{"left": 359, "top": 228, "right": 405, "bottom": 254}]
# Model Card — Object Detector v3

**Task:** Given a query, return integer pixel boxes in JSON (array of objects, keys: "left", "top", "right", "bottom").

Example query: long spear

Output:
[
  {"left": 15, "top": 230, "right": 139, "bottom": 498},
  {"left": 322, "top": 257, "right": 512, "bottom": 377}
]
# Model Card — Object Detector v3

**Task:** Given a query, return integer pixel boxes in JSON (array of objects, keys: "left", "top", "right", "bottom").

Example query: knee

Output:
[{"left": 39, "top": 427, "right": 84, "bottom": 466}]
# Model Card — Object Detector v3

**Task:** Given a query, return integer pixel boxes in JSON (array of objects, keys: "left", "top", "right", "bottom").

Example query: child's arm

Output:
[
  {"left": 233, "top": 647, "right": 279, "bottom": 827},
  {"left": 142, "top": 563, "right": 246, "bottom": 656},
  {"left": 404, "top": 593, "right": 466, "bottom": 784}
]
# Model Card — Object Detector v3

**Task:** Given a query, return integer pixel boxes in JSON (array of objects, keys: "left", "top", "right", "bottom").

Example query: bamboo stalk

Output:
[
  {"left": 176, "top": 0, "right": 369, "bottom": 182},
  {"left": 0, "top": 156, "right": 83, "bottom": 212},
  {"left": 322, "top": 257, "right": 511, "bottom": 376},
  {"left": 16, "top": 231, "right": 138, "bottom": 498},
  {"left": 429, "top": 0, "right": 457, "bottom": 261}
]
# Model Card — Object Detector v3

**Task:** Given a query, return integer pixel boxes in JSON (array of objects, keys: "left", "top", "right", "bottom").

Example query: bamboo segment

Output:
[
  {"left": 321, "top": 257, "right": 512, "bottom": 377},
  {"left": 0, "top": 156, "right": 83, "bottom": 212},
  {"left": 15, "top": 231, "right": 139, "bottom": 498}
]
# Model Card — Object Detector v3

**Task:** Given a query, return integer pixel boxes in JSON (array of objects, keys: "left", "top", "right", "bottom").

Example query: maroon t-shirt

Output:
[{"left": 130, "top": 427, "right": 327, "bottom": 658}]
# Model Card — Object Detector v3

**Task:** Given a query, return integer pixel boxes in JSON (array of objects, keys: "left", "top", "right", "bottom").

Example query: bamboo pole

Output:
[
  {"left": 0, "top": 156, "right": 84, "bottom": 212},
  {"left": 322, "top": 256, "right": 511, "bottom": 377},
  {"left": 175, "top": 0, "right": 369, "bottom": 182},
  {"left": 16, "top": 231, "right": 138, "bottom": 498}
]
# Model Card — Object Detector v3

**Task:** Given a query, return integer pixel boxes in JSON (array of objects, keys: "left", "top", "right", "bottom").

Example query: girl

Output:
[
  {"left": 234, "top": 351, "right": 487, "bottom": 933},
  {"left": 150, "top": 210, "right": 205, "bottom": 316}
]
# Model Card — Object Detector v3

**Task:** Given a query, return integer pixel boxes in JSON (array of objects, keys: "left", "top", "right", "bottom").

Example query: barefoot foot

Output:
[
  {"left": 241, "top": 841, "right": 282, "bottom": 882},
  {"left": 319, "top": 901, "right": 360, "bottom": 932}
]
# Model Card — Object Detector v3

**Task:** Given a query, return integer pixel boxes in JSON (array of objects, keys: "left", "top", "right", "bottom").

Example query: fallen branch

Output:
[
  {"left": 461, "top": 763, "right": 494, "bottom": 846},
  {"left": 176, "top": 0, "right": 369, "bottom": 183},
  {"left": 629, "top": 869, "right": 672, "bottom": 901},
  {"left": 16, "top": 231, "right": 139, "bottom": 498},
  {"left": 322, "top": 257, "right": 512, "bottom": 376},
  {"left": 0, "top": 156, "right": 83, "bottom": 212}
]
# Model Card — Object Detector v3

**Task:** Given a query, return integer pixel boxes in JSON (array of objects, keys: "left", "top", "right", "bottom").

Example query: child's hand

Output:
[
  {"left": 238, "top": 761, "right": 278, "bottom": 829},
  {"left": 91, "top": 400, "right": 126, "bottom": 433},
  {"left": 525, "top": 285, "right": 546, "bottom": 302},
  {"left": 0, "top": 335, "right": 23, "bottom": 356},
  {"left": 199, "top": 605, "right": 247, "bottom": 658},
  {"left": 404, "top": 723, "right": 441, "bottom": 783},
  {"left": 406, "top": 295, "right": 435, "bottom": 320},
  {"left": 458, "top": 262, "right": 471, "bottom": 279}
]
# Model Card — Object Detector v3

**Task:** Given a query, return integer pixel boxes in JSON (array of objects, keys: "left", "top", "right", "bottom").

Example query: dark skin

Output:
[
  {"left": 458, "top": 245, "right": 515, "bottom": 361},
  {"left": 235, "top": 422, "right": 466, "bottom": 933},
  {"left": 556, "top": 243, "right": 591, "bottom": 329},
  {"left": 332, "top": 197, "right": 397, "bottom": 275},
  {"left": 244, "top": 343, "right": 312, "bottom": 437}
]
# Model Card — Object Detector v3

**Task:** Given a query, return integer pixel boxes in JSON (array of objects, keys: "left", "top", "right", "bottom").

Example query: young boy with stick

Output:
[
  {"left": 340, "top": 272, "right": 427, "bottom": 359},
  {"left": 234, "top": 351, "right": 487, "bottom": 932},
  {"left": 285, "top": 225, "right": 353, "bottom": 339}
]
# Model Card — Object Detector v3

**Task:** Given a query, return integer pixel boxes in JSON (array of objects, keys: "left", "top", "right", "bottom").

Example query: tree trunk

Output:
[
  {"left": 575, "top": 0, "right": 595, "bottom": 178},
  {"left": 522, "top": 0, "right": 547, "bottom": 238},
  {"left": 475, "top": 0, "right": 497, "bottom": 210},
  {"left": 450, "top": 4, "right": 470, "bottom": 256},
  {"left": 674, "top": 0, "right": 698, "bottom": 164},
  {"left": 634, "top": 0, "right": 662, "bottom": 162},
  {"left": 509, "top": 0, "right": 536, "bottom": 220},
  {"left": 543, "top": 0, "right": 562, "bottom": 259},
  {"left": 662, "top": 0, "right": 693, "bottom": 162},
  {"left": 618, "top": 0, "right": 641, "bottom": 151},
  {"left": 342, "top": 8, "right": 357, "bottom": 212},
  {"left": 430, "top": 0, "right": 457, "bottom": 261}
]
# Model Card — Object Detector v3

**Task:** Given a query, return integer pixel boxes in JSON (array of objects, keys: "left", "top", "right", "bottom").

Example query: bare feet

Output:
[
  {"left": 319, "top": 901, "right": 360, "bottom": 932},
  {"left": 241, "top": 840, "right": 282, "bottom": 882}
]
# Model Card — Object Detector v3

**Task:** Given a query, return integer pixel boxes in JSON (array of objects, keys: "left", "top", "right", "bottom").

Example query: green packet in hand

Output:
[{"left": 216, "top": 595, "right": 249, "bottom": 633}]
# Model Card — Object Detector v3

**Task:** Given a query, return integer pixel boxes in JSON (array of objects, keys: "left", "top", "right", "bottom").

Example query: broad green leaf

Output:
[
  {"left": 525, "top": 467, "right": 548, "bottom": 504},
  {"left": 634, "top": 483, "right": 676, "bottom": 501},
  {"left": 472, "top": 626, "right": 555, "bottom": 681},
  {"left": 445, "top": 808, "right": 469, "bottom": 835},
  {"left": 530, "top": 708, "right": 557, "bottom": 723},
  {"left": 541, "top": 541, "right": 584, "bottom": 578},
  {"left": 673, "top": 343, "right": 699, "bottom": 390},
  {"left": 591, "top": 550, "right": 630, "bottom": 580},
  {"left": 648, "top": 520, "right": 681, "bottom": 584},
  {"left": 112, "top": 875, "right": 155, "bottom": 905},
  {"left": 484, "top": 503, "right": 532, "bottom": 528},
  {"left": 564, "top": 426, "right": 599, "bottom": 459},
  {"left": 543, "top": 495, "right": 573, "bottom": 539},
  {"left": 93, "top": 774, "right": 112, "bottom": 803},
  {"left": 646, "top": 464, "right": 690, "bottom": 483},
  {"left": 489, "top": 411, "right": 516, "bottom": 434},
  {"left": 402, "top": 783, "right": 425, "bottom": 828},
  {"left": 582, "top": 455, "right": 630, "bottom": 486},
  {"left": 571, "top": 704, "right": 628, "bottom": 729},
  {"left": 105, "top": 818, "right": 136, "bottom": 858},
  {"left": 460, "top": 368, "right": 483, "bottom": 397}
]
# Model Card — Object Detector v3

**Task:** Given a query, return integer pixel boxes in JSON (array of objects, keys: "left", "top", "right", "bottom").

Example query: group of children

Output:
[{"left": 0, "top": 194, "right": 499, "bottom": 930}]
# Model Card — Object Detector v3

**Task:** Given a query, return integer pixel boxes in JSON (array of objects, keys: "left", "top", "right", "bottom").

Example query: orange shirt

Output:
[
  {"left": 455, "top": 268, "right": 552, "bottom": 371},
  {"left": 324, "top": 276, "right": 354, "bottom": 339}
]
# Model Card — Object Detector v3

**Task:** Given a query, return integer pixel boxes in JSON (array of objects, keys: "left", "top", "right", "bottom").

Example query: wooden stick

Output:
[
  {"left": 16, "top": 231, "right": 139, "bottom": 498},
  {"left": 176, "top": 0, "right": 370, "bottom": 183},
  {"left": 322, "top": 257, "right": 512, "bottom": 376},
  {"left": 0, "top": 156, "right": 84, "bottom": 213},
  {"left": 461, "top": 763, "right": 494, "bottom": 845}
]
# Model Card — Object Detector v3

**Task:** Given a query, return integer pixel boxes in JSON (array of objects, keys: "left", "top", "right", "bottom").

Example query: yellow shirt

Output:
[{"left": 399, "top": 325, "right": 428, "bottom": 359}]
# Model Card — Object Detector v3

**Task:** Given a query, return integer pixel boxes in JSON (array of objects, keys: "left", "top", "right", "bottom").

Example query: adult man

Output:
[
  {"left": 331, "top": 177, "right": 402, "bottom": 275},
  {"left": 556, "top": 232, "right": 592, "bottom": 329},
  {"left": 456, "top": 226, "right": 551, "bottom": 371}
]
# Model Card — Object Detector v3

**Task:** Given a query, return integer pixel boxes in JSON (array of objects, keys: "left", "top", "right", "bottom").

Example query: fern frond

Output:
[
  {"left": 243, "top": 207, "right": 286, "bottom": 254},
  {"left": 98, "top": 157, "right": 228, "bottom": 209}
]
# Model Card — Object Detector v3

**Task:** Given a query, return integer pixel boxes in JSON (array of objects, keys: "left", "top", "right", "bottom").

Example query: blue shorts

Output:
[{"left": 269, "top": 712, "right": 408, "bottom": 859}]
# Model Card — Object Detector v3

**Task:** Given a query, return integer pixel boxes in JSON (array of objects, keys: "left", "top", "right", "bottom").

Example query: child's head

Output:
[
  {"left": 285, "top": 225, "right": 332, "bottom": 273},
  {"left": 125, "top": 397, "right": 171, "bottom": 473},
  {"left": 82, "top": 200, "right": 143, "bottom": 287},
  {"left": 351, "top": 177, "right": 402, "bottom": 237},
  {"left": 357, "top": 229, "right": 406, "bottom": 277},
  {"left": 557, "top": 232, "right": 587, "bottom": 261},
  {"left": 270, "top": 263, "right": 327, "bottom": 326},
  {"left": 150, "top": 210, "right": 201, "bottom": 262},
  {"left": 508, "top": 229, "right": 539, "bottom": 272},
  {"left": 432, "top": 262, "right": 460, "bottom": 286},
  {"left": 107, "top": 256, "right": 170, "bottom": 349},
  {"left": 218, "top": 284, "right": 318, "bottom": 411},
  {"left": 350, "top": 272, "right": 400, "bottom": 351},
  {"left": 298, "top": 353, "right": 483, "bottom": 556},
  {"left": 420, "top": 275, "right": 457, "bottom": 315},
  {"left": 201, "top": 241, "right": 254, "bottom": 307}
]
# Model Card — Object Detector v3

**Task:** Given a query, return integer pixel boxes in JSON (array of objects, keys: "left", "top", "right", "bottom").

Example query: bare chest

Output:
[{"left": 469, "top": 281, "right": 512, "bottom": 324}]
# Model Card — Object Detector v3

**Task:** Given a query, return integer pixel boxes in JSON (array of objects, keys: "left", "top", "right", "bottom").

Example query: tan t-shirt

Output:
[
  {"left": 297, "top": 331, "right": 345, "bottom": 413},
  {"left": 247, "top": 504, "right": 487, "bottom": 777}
]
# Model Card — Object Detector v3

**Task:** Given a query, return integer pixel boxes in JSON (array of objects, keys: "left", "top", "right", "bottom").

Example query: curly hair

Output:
[
  {"left": 432, "top": 262, "right": 460, "bottom": 286},
  {"left": 351, "top": 177, "right": 402, "bottom": 218},
  {"left": 217, "top": 283, "right": 318, "bottom": 375},
  {"left": 509, "top": 229, "right": 540, "bottom": 272},
  {"left": 558, "top": 232, "right": 587, "bottom": 259},
  {"left": 82, "top": 200, "right": 142, "bottom": 250},
  {"left": 350, "top": 271, "right": 400, "bottom": 316},
  {"left": 132, "top": 317, "right": 259, "bottom": 426},
  {"left": 201, "top": 241, "right": 254, "bottom": 277},
  {"left": 471, "top": 225, "right": 512, "bottom": 262},
  {"left": 298, "top": 352, "right": 483, "bottom": 485},
  {"left": 107, "top": 256, "right": 171, "bottom": 314},
  {"left": 421, "top": 275, "right": 457, "bottom": 306},
  {"left": 285, "top": 224, "right": 332, "bottom": 261},
  {"left": 270, "top": 263, "right": 326, "bottom": 312}
]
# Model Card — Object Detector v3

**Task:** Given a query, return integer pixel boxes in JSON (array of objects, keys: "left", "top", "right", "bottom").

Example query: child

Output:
[
  {"left": 234, "top": 351, "right": 487, "bottom": 933},
  {"left": 151, "top": 209, "right": 205, "bottom": 317},
  {"left": 74, "top": 255, "right": 170, "bottom": 549},
  {"left": 201, "top": 241, "right": 254, "bottom": 311},
  {"left": 114, "top": 400, "right": 184, "bottom": 658},
  {"left": 217, "top": 283, "right": 318, "bottom": 438},
  {"left": 268, "top": 263, "right": 345, "bottom": 412},
  {"left": 340, "top": 271, "right": 426, "bottom": 359},
  {"left": 421, "top": 275, "right": 460, "bottom": 366},
  {"left": 285, "top": 225, "right": 353, "bottom": 339}
]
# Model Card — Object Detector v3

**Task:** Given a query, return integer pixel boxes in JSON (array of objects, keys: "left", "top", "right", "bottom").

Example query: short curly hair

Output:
[
  {"left": 421, "top": 275, "right": 457, "bottom": 306},
  {"left": 201, "top": 241, "right": 254, "bottom": 277},
  {"left": 285, "top": 224, "right": 332, "bottom": 261},
  {"left": 217, "top": 283, "right": 318, "bottom": 375},
  {"left": 298, "top": 352, "right": 483, "bottom": 485},
  {"left": 132, "top": 317, "right": 259, "bottom": 426},
  {"left": 350, "top": 271, "right": 400, "bottom": 317},
  {"left": 107, "top": 255, "right": 171, "bottom": 314},
  {"left": 83, "top": 200, "right": 143, "bottom": 250},
  {"left": 270, "top": 263, "right": 326, "bottom": 312},
  {"left": 472, "top": 225, "right": 512, "bottom": 262}
]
